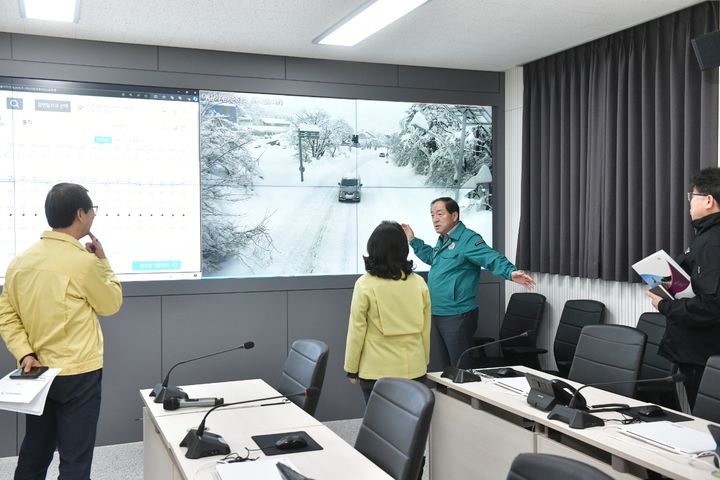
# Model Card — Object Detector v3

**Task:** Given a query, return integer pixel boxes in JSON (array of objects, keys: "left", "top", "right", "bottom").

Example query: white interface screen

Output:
[{"left": 1, "top": 78, "right": 202, "bottom": 283}]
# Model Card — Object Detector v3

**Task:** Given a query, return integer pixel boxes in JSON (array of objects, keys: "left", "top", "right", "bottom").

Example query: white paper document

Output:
[
  {"left": 0, "top": 368, "right": 61, "bottom": 416},
  {"left": 216, "top": 458, "right": 300, "bottom": 480},
  {"left": 494, "top": 377, "right": 531, "bottom": 396},
  {"left": 619, "top": 421, "right": 715, "bottom": 455}
]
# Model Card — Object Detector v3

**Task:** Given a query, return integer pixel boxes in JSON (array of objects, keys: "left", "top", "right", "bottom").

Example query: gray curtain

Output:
[{"left": 516, "top": 1, "right": 719, "bottom": 281}]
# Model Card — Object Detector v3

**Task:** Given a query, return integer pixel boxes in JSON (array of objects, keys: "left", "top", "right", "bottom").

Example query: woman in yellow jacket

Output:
[{"left": 344, "top": 221, "right": 431, "bottom": 403}]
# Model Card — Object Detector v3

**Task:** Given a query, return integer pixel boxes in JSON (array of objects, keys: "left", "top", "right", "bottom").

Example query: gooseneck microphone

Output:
[
  {"left": 149, "top": 341, "right": 255, "bottom": 403},
  {"left": 163, "top": 396, "right": 225, "bottom": 411},
  {"left": 568, "top": 372, "right": 685, "bottom": 409},
  {"left": 441, "top": 330, "right": 532, "bottom": 384},
  {"left": 548, "top": 372, "right": 685, "bottom": 430},
  {"left": 180, "top": 387, "right": 320, "bottom": 459}
]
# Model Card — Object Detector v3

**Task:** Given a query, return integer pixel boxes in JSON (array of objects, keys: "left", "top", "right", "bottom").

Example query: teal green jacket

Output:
[{"left": 410, "top": 222, "right": 516, "bottom": 316}]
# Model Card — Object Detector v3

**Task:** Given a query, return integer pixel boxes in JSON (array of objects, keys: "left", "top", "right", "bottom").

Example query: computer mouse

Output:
[
  {"left": 637, "top": 404, "right": 664, "bottom": 418},
  {"left": 275, "top": 434, "right": 308, "bottom": 450}
]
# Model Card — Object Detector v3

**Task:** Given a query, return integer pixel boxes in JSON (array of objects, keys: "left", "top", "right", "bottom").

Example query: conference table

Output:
[
  {"left": 427, "top": 367, "right": 718, "bottom": 480},
  {"left": 140, "top": 379, "right": 392, "bottom": 479}
]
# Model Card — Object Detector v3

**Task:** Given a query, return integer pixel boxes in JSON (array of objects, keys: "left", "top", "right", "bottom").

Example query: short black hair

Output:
[
  {"left": 45, "top": 183, "right": 93, "bottom": 228},
  {"left": 431, "top": 197, "right": 460, "bottom": 218},
  {"left": 691, "top": 167, "right": 720, "bottom": 205},
  {"left": 363, "top": 221, "right": 414, "bottom": 280}
]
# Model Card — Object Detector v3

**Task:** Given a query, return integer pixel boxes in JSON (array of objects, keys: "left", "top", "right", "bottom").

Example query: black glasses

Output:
[
  {"left": 687, "top": 192, "right": 707, "bottom": 202},
  {"left": 91, "top": 206, "right": 99, "bottom": 214}
]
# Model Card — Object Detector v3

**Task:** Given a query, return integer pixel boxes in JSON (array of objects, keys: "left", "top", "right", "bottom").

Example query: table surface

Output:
[
  {"left": 428, "top": 368, "right": 719, "bottom": 480},
  {"left": 140, "top": 379, "right": 392, "bottom": 480}
]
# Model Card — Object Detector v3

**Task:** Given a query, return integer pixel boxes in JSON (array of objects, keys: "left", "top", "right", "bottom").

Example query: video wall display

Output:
[
  {"left": 1, "top": 76, "right": 494, "bottom": 282},
  {"left": 199, "top": 92, "right": 494, "bottom": 278},
  {"left": 0, "top": 77, "right": 202, "bottom": 282}
]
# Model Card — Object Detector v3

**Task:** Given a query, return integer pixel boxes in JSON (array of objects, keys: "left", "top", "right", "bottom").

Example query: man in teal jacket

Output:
[{"left": 403, "top": 197, "right": 535, "bottom": 370}]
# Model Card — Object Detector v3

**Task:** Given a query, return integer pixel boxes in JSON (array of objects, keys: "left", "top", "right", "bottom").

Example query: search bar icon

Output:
[{"left": 6, "top": 98, "right": 23, "bottom": 110}]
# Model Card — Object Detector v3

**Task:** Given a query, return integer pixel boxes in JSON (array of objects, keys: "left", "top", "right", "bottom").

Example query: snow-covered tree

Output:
[
  {"left": 291, "top": 109, "right": 350, "bottom": 160},
  {"left": 390, "top": 104, "right": 492, "bottom": 186},
  {"left": 327, "top": 119, "right": 353, "bottom": 157},
  {"left": 200, "top": 92, "right": 274, "bottom": 273}
]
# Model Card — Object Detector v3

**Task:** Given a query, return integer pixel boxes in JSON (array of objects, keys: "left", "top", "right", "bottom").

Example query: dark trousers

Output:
[
  {"left": 676, "top": 363, "right": 704, "bottom": 410},
  {"left": 15, "top": 369, "right": 102, "bottom": 480},
  {"left": 359, "top": 375, "right": 427, "bottom": 404},
  {"left": 429, "top": 308, "right": 479, "bottom": 371}
]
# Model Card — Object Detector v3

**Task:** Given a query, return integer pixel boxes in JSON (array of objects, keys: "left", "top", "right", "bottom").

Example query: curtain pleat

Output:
[{"left": 516, "top": 1, "right": 719, "bottom": 282}]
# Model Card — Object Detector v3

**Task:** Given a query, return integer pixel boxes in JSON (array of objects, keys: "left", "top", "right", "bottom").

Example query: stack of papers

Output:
[
  {"left": 618, "top": 421, "right": 715, "bottom": 454},
  {"left": 0, "top": 368, "right": 61, "bottom": 415},
  {"left": 494, "top": 377, "right": 531, "bottom": 396}
]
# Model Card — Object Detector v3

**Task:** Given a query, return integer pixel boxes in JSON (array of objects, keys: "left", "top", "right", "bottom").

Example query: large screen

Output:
[
  {"left": 1, "top": 77, "right": 494, "bottom": 283},
  {"left": 1, "top": 78, "right": 202, "bottom": 282},
  {"left": 200, "top": 92, "right": 494, "bottom": 278}
]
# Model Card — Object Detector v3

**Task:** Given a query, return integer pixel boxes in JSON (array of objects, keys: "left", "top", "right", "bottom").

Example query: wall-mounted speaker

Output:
[{"left": 692, "top": 30, "right": 720, "bottom": 70}]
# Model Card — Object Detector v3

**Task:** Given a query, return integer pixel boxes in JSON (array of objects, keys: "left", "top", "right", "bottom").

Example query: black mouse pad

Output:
[
  {"left": 251, "top": 430, "right": 323, "bottom": 456},
  {"left": 623, "top": 406, "right": 693, "bottom": 423}
]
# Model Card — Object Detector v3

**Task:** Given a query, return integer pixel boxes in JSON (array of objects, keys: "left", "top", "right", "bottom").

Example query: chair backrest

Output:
[
  {"left": 693, "top": 355, "right": 720, "bottom": 423},
  {"left": 500, "top": 292, "right": 547, "bottom": 350},
  {"left": 553, "top": 300, "right": 605, "bottom": 376},
  {"left": 507, "top": 453, "right": 613, "bottom": 480},
  {"left": 568, "top": 325, "right": 647, "bottom": 398},
  {"left": 277, "top": 339, "right": 329, "bottom": 416},
  {"left": 355, "top": 378, "right": 435, "bottom": 480},
  {"left": 635, "top": 312, "right": 674, "bottom": 380}
]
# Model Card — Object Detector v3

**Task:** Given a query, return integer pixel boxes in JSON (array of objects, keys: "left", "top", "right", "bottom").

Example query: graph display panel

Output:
[{"left": 0, "top": 78, "right": 201, "bottom": 283}]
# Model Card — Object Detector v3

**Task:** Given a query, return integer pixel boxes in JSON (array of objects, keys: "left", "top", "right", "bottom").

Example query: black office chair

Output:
[
  {"left": 568, "top": 325, "right": 647, "bottom": 398},
  {"left": 551, "top": 300, "right": 605, "bottom": 378},
  {"left": 355, "top": 378, "right": 434, "bottom": 480},
  {"left": 693, "top": 355, "right": 720, "bottom": 424},
  {"left": 277, "top": 339, "right": 329, "bottom": 417},
  {"left": 470, "top": 292, "right": 547, "bottom": 369},
  {"left": 634, "top": 312, "right": 681, "bottom": 410},
  {"left": 507, "top": 453, "right": 614, "bottom": 480}
]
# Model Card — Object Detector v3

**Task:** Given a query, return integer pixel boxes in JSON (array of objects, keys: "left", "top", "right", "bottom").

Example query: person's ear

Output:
[{"left": 452, "top": 211, "right": 459, "bottom": 223}]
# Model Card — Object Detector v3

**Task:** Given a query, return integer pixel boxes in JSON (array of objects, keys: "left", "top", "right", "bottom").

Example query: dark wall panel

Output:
[
  {"left": 0, "top": 32, "right": 10, "bottom": 60},
  {"left": 286, "top": 57, "right": 397, "bottom": 86},
  {"left": 159, "top": 47, "right": 285, "bottom": 79},
  {"left": 399, "top": 65, "right": 501, "bottom": 93},
  {"left": 0, "top": 343, "right": 17, "bottom": 456},
  {"left": 11, "top": 34, "right": 157, "bottom": 70},
  {"left": 161, "top": 292, "right": 287, "bottom": 387},
  {"left": 287, "top": 288, "right": 363, "bottom": 421},
  {"left": 96, "top": 296, "right": 161, "bottom": 446}
]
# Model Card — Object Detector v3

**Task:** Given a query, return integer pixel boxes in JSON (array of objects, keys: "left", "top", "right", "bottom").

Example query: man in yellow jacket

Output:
[{"left": 0, "top": 183, "right": 123, "bottom": 480}]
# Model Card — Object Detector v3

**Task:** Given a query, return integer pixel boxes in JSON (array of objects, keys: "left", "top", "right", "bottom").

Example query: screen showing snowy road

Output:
[{"left": 199, "top": 91, "right": 494, "bottom": 278}]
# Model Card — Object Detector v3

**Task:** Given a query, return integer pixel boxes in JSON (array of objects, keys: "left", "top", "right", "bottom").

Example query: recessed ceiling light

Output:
[
  {"left": 19, "top": 0, "right": 80, "bottom": 23},
  {"left": 314, "top": 0, "right": 430, "bottom": 47}
]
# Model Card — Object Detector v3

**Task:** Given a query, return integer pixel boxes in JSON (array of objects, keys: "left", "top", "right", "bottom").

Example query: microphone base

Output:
[
  {"left": 547, "top": 404, "right": 605, "bottom": 429},
  {"left": 180, "top": 429, "right": 230, "bottom": 459},
  {"left": 441, "top": 366, "right": 482, "bottom": 383},
  {"left": 150, "top": 383, "right": 189, "bottom": 404}
]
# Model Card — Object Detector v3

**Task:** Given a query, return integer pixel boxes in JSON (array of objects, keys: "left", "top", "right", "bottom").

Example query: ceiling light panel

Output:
[{"left": 314, "top": 0, "right": 429, "bottom": 47}]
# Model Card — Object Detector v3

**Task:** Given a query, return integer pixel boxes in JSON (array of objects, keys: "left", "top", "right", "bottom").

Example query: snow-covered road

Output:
[{"left": 209, "top": 143, "right": 492, "bottom": 278}]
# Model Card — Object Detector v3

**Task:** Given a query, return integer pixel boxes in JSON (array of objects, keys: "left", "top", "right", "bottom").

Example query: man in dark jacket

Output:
[{"left": 647, "top": 167, "right": 720, "bottom": 409}]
